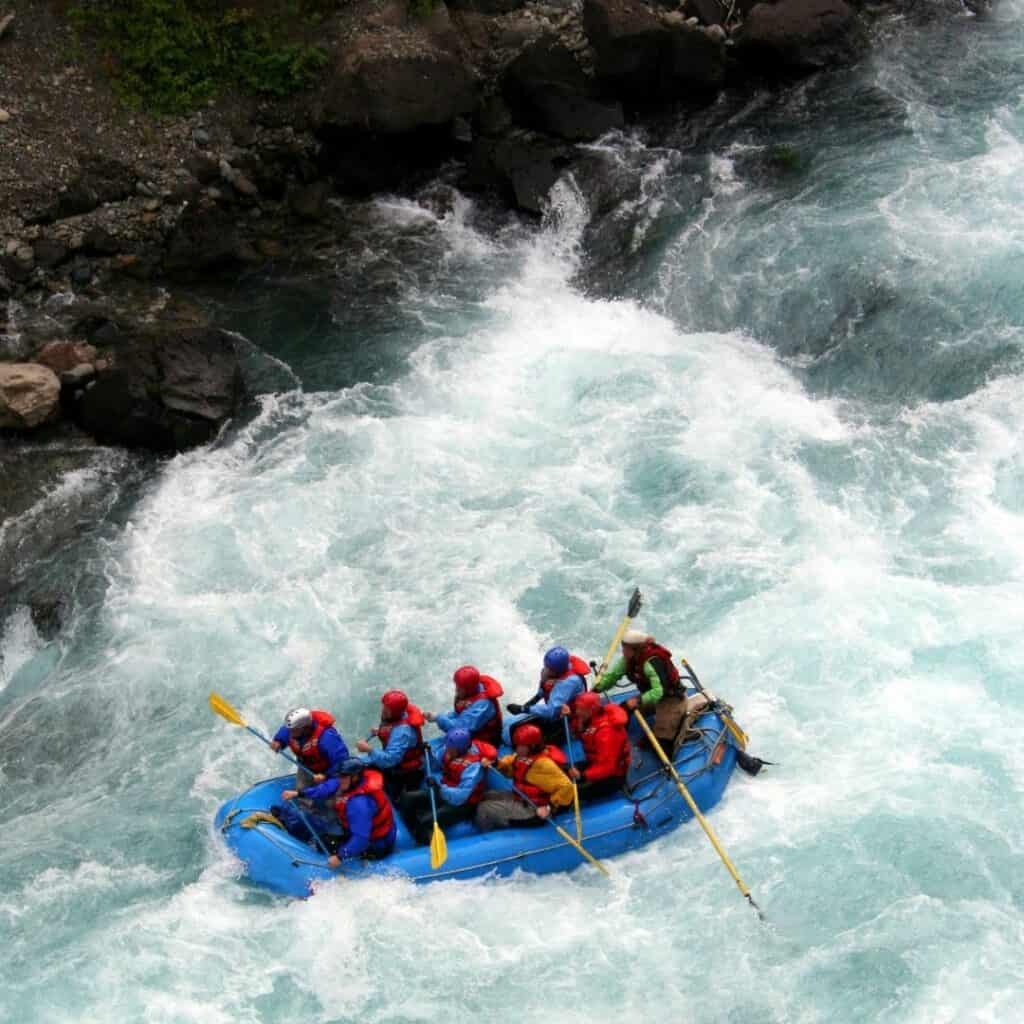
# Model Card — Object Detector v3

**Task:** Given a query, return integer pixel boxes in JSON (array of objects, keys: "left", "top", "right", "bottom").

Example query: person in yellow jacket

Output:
[{"left": 475, "top": 722, "right": 575, "bottom": 831}]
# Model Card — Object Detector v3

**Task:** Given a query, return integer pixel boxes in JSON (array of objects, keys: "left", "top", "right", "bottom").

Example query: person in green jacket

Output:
[{"left": 593, "top": 629, "right": 696, "bottom": 756}]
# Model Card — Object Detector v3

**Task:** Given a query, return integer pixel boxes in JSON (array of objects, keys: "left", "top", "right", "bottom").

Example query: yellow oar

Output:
[
  {"left": 423, "top": 748, "right": 449, "bottom": 870},
  {"left": 562, "top": 717, "right": 584, "bottom": 841},
  {"left": 208, "top": 692, "right": 310, "bottom": 774},
  {"left": 594, "top": 587, "right": 644, "bottom": 677},
  {"left": 509, "top": 778, "right": 610, "bottom": 878},
  {"left": 632, "top": 709, "right": 762, "bottom": 919},
  {"left": 207, "top": 692, "right": 331, "bottom": 858},
  {"left": 680, "top": 658, "right": 749, "bottom": 750}
]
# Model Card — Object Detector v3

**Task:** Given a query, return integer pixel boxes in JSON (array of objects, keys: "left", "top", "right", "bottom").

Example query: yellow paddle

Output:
[
  {"left": 207, "top": 692, "right": 331, "bottom": 858},
  {"left": 594, "top": 587, "right": 644, "bottom": 678},
  {"left": 680, "top": 657, "right": 749, "bottom": 749},
  {"left": 423, "top": 748, "right": 449, "bottom": 870},
  {"left": 632, "top": 709, "right": 763, "bottom": 919},
  {"left": 493, "top": 770, "right": 610, "bottom": 878}
]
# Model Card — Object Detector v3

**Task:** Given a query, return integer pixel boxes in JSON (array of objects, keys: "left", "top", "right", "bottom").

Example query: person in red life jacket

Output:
[
  {"left": 270, "top": 707, "right": 350, "bottom": 791},
  {"left": 593, "top": 629, "right": 694, "bottom": 756},
  {"left": 355, "top": 690, "right": 425, "bottom": 802},
  {"left": 399, "top": 728, "right": 497, "bottom": 845},
  {"left": 475, "top": 722, "right": 574, "bottom": 831},
  {"left": 282, "top": 758, "right": 396, "bottom": 864},
  {"left": 568, "top": 692, "right": 631, "bottom": 801},
  {"left": 424, "top": 665, "right": 504, "bottom": 745},
  {"left": 506, "top": 646, "right": 590, "bottom": 742}
]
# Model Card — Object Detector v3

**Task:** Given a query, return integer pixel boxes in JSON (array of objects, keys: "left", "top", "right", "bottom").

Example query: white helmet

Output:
[{"left": 284, "top": 707, "right": 313, "bottom": 731}]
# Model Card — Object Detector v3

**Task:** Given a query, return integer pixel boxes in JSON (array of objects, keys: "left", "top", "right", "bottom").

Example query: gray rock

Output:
[
  {"left": 735, "top": 0, "right": 868, "bottom": 71},
  {"left": 584, "top": 0, "right": 666, "bottom": 97},
  {"left": 74, "top": 327, "right": 245, "bottom": 452},
  {"left": 163, "top": 203, "right": 241, "bottom": 279},
  {"left": 57, "top": 156, "right": 135, "bottom": 218},
  {"left": 288, "top": 180, "right": 333, "bottom": 221},
  {"left": 502, "top": 38, "right": 624, "bottom": 141},
  {"left": 33, "top": 238, "right": 69, "bottom": 268},
  {"left": 321, "top": 49, "right": 476, "bottom": 135}
]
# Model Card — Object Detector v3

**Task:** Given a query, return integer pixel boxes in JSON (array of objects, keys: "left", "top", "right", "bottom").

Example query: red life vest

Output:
[
  {"left": 511, "top": 745, "right": 567, "bottom": 806},
  {"left": 376, "top": 704, "right": 425, "bottom": 772},
  {"left": 578, "top": 705, "right": 630, "bottom": 781},
  {"left": 540, "top": 654, "right": 591, "bottom": 699},
  {"left": 335, "top": 768, "right": 394, "bottom": 840},
  {"left": 287, "top": 709, "right": 336, "bottom": 774},
  {"left": 626, "top": 642, "right": 682, "bottom": 697},
  {"left": 453, "top": 674, "right": 504, "bottom": 745},
  {"left": 442, "top": 739, "right": 497, "bottom": 805}
]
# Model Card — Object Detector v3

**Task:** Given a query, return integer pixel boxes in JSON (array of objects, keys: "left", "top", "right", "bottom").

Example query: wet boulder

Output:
[
  {"left": 468, "top": 131, "right": 572, "bottom": 214},
  {"left": 73, "top": 327, "right": 245, "bottom": 453},
  {"left": 583, "top": 0, "right": 666, "bottom": 98},
  {"left": 501, "top": 38, "right": 624, "bottom": 141},
  {"left": 163, "top": 201, "right": 241, "bottom": 279},
  {"left": 734, "top": 0, "right": 869, "bottom": 72},
  {"left": 318, "top": 4, "right": 475, "bottom": 136},
  {"left": 662, "top": 21, "right": 727, "bottom": 92}
]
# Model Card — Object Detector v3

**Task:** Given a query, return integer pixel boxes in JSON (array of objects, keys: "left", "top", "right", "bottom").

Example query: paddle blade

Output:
[
  {"left": 627, "top": 588, "right": 643, "bottom": 618},
  {"left": 430, "top": 822, "right": 448, "bottom": 870},
  {"left": 208, "top": 692, "right": 246, "bottom": 727}
]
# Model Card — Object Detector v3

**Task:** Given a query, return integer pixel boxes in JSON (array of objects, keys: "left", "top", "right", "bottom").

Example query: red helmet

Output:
[
  {"left": 381, "top": 690, "right": 408, "bottom": 718},
  {"left": 513, "top": 723, "right": 543, "bottom": 748},
  {"left": 574, "top": 692, "right": 602, "bottom": 715},
  {"left": 452, "top": 665, "right": 481, "bottom": 694}
]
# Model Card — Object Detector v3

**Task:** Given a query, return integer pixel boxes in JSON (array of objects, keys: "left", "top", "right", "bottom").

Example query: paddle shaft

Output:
[
  {"left": 487, "top": 768, "right": 609, "bottom": 878},
  {"left": 595, "top": 587, "right": 643, "bottom": 677},
  {"left": 562, "top": 716, "right": 584, "bottom": 841},
  {"left": 424, "top": 747, "right": 441, "bottom": 825},
  {"left": 679, "top": 659, "right": 749, "bottom": 750},
  {"left": 632, "top": 709, "right": 761, "bottom": 917}
]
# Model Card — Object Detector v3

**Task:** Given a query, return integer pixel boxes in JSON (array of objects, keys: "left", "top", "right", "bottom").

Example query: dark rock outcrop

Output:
[
  {"left": 584, "top": 0, "right": 666, "bottom": 98},
  {"left": 662, "top": 21, "right": 727, "bottom": 92},
  {"left": 502, "top": 38, "right": 624, "bottom": 141},
  {"left": 56, "top": 156, "right": 136, "bottom": 219},
  {"left": 163, "top": 202, "right": 242, "bottom": 279},
  {"left": 583, "top": 0, "right": 725, "bottom": 99},
  {"left": 319, "top": 42, "right": 476, "bottom": 134},
  {"left": 469, "top": 131, "right": 572, "bottom": 213},
  {"left": 735, "top": 0, "right": 868, "bottom": 72},
  {"left": 73, "top": 327, "right": 245, "bottom": 453}
]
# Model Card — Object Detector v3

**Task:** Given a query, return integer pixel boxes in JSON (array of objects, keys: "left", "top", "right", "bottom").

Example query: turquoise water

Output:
[{"left": 4, "top": 4, "right": 1024, "bottom": 1021}]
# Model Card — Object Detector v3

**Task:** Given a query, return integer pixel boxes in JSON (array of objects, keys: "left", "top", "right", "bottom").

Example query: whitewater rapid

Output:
[{"left": 4, "top": 2, "right": 1024, "bottom": 1020}]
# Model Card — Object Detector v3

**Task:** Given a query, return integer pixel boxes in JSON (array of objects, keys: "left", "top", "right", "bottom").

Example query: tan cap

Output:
[{"left": 621, "top": 629, "right": 650, "bottom": 646}]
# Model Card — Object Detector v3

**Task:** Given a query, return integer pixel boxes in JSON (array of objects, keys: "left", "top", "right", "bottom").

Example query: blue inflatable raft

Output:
[{"left": 214, "top": 697, "right": 739, "bottom": 898}]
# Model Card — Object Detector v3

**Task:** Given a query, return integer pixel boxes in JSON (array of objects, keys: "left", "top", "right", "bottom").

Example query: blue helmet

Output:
[
  {"left": 445, "top": 728, "right": 473, "bottom": 755},
  {"left": 338, "top": 758, "right": 365, "bottom": 778},
  {"left": 543, "top": 646, "right": 570, "bottom": 675}
]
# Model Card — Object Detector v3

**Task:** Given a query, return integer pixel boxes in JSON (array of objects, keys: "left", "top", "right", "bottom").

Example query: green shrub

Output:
[{"left": 70, "top": 0, "right": 329, "bottom": 113}]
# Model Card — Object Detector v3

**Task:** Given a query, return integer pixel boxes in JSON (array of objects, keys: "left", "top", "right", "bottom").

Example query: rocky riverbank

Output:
[{"left": 0, "top": 0, "right": 978, "bottom": 455}]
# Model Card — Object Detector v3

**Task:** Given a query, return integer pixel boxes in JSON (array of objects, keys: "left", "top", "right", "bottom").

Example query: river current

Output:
[{"left": 3, "top": 3, "right": 1024, "bottom": 1021}]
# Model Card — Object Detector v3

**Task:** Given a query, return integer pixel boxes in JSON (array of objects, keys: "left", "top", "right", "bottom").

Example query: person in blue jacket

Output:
[
  {"left": 355, "top": 690, "right": 425, "bottom": 801},
  {"left": 278, "top": 759, "right": 396, "bottom": 864},
  {"left": 506, "top": 646, "right": 587, "bottom": 740},
  {"left": 399, "top": 729, "right": 495, "bottom": 845},
  {"left": 269, "top": 706, "right": 349, "bottom": 792}
]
